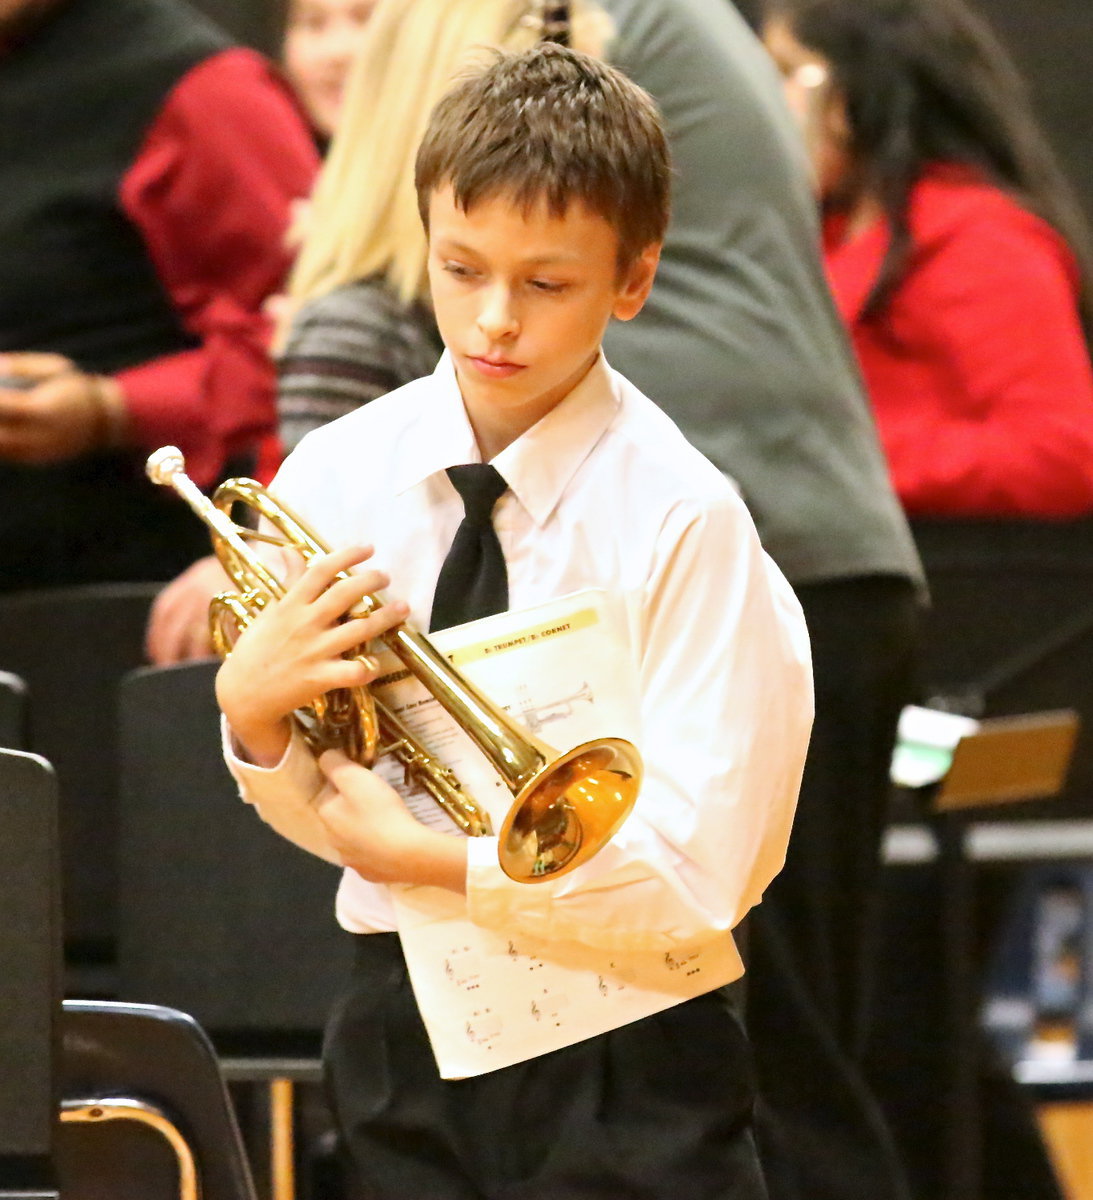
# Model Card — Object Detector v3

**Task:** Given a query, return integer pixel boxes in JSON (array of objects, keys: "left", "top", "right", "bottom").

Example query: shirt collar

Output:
[
  {"left": 393, "top": 350, "right": 621, "bottom": 527},
  {"left": 389, "top": 354, "right": 480, "bottom": 496}
]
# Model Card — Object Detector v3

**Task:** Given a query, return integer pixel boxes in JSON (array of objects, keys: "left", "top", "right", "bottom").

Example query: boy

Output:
[{"left": 219, "top": 44, "right": 812, "bottom": 1199}]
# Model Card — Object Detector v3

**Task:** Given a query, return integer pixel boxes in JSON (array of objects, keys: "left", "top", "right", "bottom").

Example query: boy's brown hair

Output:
[{"left": 415, "top": 42, "right": 671, "bottom": 271}]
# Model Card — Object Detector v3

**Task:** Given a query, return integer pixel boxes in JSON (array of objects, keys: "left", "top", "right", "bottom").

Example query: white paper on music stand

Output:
[
  {"left": 890, "top": 704, "right": 981, "bottom": 788},
  {"left": 367, "top": 588, "right": 740, "bottom": 1078}
]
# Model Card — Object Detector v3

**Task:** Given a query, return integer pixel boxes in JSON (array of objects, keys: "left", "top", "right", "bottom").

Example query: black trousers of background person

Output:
[
  {"left": 746, "top": 574, "right": 923, "bottom": 1200},
  {"left": 325, "top": 934, "right": 769, "bottom": 1200}
]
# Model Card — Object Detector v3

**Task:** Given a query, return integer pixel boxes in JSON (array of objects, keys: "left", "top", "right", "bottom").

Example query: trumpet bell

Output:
[{"left": 499, "top": 738, "right": 642, "bottom": 881}]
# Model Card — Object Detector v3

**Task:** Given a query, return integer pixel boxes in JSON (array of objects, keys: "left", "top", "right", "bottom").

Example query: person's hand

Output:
[
  {"left": 215, "top": 543, "right": 409, "bottom": 767},
  {"left": 146, "top": 555, "right": 231, "bottom": 665},
  {"left": 0, "top": 352, "right": 129, "bottom": 464},
  {"left": 262, "top": 291, "right": 295, "bottom": 328},
  {"left": 316, "top": 749, "right": 468, "bottom": 891}
]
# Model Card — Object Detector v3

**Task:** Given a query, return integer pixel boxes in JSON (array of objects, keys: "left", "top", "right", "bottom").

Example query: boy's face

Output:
[{"left": 426, "top": 184, "right": 658, "bottom": 458}]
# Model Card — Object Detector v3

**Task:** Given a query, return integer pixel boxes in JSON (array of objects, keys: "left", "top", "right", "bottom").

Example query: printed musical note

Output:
[
  {"left": 530, "top": 990, "right": 569, "bottom": 1028},
  {"left": 664, "top": 950, "right": 702, "bottom": 977},
  {"left": 504, "top": 939, "right": 545, "bottom": 971},
  {"left": 465, "top": 1010, "right": 502, "bottom": 1044},
  {"left": 597, "top": 971, "right": 630, "bottom": 997},
  {"left": 444, "top": 946, "right": 483, "bottom": 990}
]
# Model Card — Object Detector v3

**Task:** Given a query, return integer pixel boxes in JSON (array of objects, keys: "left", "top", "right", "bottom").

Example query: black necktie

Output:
[{"left": 429, "top": 463, "right": 509, "bottom": 631}]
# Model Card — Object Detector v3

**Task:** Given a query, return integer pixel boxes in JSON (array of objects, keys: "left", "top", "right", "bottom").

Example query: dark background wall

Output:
[
  {"left": 190, "top": 0, "right": 282, "bottom": 55},
  {"left": 975, "top": 0, "right": 1093, "bottom": 227},
  {"left": 732, "top": 0, "right": 1093, "bottom": 229}
]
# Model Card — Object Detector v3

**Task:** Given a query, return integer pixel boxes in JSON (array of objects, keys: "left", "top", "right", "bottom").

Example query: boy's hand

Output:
[
  {"left": 216, "top": 544, "right": 410, "bottom": 767},
  {"left": 317, "top": 749, "right": 468, "bottom": 892}
]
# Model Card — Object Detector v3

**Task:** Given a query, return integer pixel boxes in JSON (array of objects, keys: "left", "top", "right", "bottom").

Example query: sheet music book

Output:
[{"left": 368, "top": 588, "right": 740, "bottom": 1078}]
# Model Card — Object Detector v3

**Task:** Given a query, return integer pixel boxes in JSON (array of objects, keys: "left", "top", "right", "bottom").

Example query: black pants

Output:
[
  {"left": 746, "top": 574, "right": 922, "bottom": 1200},
  {"left": 324, "top": 934, "right": 768, "bottom": 1200}
]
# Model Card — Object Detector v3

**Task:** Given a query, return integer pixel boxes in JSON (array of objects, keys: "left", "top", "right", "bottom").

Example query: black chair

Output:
[
  {"left": 1081, "top": 871, "right": 1093, "bottom": 1063},
  {"left": 116, "top": 660, "right": 352, "bottom": 1199},
  {"left": 0, "top": 583, "right": 163, "bottom": 967},
  {"left": 0, "top": 671, "right": 27, "bottom": 750},
  {"left": 116, "top": 659, "right": 350, "bottom": 1036},
  {"left": 999, "top": 865, "right": 1093, "bottom": 1102},
  {"left": 58, "top": 1000, "right": 258, "bottom": 1200},
  {"left": 0, "top": 748, "right": 61, "bottom": 1200}
]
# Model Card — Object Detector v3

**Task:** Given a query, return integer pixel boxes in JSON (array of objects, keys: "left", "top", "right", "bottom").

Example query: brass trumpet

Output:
[{"left": 147, "top": 447, "right": 642, "bottom": 883}]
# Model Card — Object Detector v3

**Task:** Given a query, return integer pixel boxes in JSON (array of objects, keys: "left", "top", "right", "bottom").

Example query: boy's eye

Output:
[
  {"left": 442, "top": 261, "right": 478, "bottom": 281},
  {"left": 528, "top": 278, "right": 568, "bottom": 294}
]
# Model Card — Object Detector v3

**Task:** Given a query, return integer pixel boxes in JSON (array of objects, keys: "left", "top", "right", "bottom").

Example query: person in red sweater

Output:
[
  {"left": 763, "top": 0, "right": 1093, "bottom": 520},
  {"left": 762, "top": 4, "right": 1092, "bottom": 1197},
  {"left": 0, "top": 0, "right": 319, "bottom": 591}
]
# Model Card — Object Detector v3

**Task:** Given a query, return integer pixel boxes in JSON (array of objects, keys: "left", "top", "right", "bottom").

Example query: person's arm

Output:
[
  {"left": 222, "top": 719, "right": 342, "bottom": 865},
  {"left": 115, "top": 48, "right": 319, "bottom": 488},
  {"left": 227, "top": 722, "right": 470, "bottom": 881},
  {"left": 218, "top": 542, "right": 415, "bottom": 862},
  {"left": 878, "top": 201, "right": 1093, "bottom": 517},
  {"left": 458, "top": 494, "right": 813, "bottom": 952},
  {"left": 318, "top": 492, "right": 814, "bottom": 951},
  {"left": 0, "top": 352, "right": 129, "bottom": 464}
]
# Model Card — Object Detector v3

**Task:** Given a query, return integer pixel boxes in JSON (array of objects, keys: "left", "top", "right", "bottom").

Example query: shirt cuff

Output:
[{"left": 221, "top": 715, "right": 323, "bottom": 804}]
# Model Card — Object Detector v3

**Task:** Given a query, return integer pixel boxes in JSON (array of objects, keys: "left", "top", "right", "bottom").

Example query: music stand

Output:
[{"left": 902, "top": 708, "right": 1079, "bottom": 1200}]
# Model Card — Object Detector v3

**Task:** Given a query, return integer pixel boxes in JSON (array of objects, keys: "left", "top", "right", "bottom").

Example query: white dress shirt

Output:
[{"left": 225, "top": 352, "right": 813, "bottom": 963}]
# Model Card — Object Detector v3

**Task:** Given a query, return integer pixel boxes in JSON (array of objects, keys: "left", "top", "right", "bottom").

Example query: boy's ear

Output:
[{"left": 612, "top": 243, "right": 662, "bottom": 322}]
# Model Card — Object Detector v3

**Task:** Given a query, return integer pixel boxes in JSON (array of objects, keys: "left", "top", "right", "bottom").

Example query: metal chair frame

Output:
[
  {"left": 59, "top": 1000, "right": 258, "bottom": 1200},
  {"left": 60, "top": 1098, "right": 198, "bottom": 1200}
]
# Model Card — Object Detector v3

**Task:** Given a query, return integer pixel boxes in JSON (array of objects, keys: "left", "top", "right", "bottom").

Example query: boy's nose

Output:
[{"left": 476, "top": 286, "right": 519, "bottom": 341}]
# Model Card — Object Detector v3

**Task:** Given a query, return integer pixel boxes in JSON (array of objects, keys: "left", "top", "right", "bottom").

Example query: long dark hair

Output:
[{"left": 765, "top": 0, "right": 1093, "bottom": 337}]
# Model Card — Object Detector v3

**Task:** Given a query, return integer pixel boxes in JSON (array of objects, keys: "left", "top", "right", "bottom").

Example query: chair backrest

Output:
[
  {"left": 982, "top": 867, "right": 1061, "bottom": 1063},
  {"left": 116, "top": 661, "right": 351, "bottom": 1045},
  {"left": 0, "top": 671, "right": 27, "bottom": 750},
  {"left": 984, "top": 864, "right": 1093, "bottom": 1065},
  {"left": 58, "top": 1000, "right": 258, "bottom": 1200},
  {"left": 1078, "top": 870, "right": 1093, "bottom": 1060},
  {"left": 0, "top": 749, "right": 61, "bottom": 1197},
  {"left": 0, "top": 583, "right": 162, "bottom": 955}
]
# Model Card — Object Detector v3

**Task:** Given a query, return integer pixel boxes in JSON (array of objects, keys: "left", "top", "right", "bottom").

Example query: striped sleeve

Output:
[{"left": 276, "top": 277, "right": 443, "bottom": 452}]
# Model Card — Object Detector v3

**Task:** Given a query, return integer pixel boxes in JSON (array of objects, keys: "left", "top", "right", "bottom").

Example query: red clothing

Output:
[
  {"left": 117, "top": 48, "right": 318, "bottom": 485},
  {"left": 823, "top": 169, "right": 1093, "bottom": 517}
]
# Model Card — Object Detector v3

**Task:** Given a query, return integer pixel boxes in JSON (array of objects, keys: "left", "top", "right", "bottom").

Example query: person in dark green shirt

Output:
[{"left": 599, "top": 2, "right": 922, "bottom": 1197}]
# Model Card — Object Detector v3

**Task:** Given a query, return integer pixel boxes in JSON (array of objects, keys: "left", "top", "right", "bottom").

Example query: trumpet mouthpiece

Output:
[{"left": 146, "top": 446, "right": 185, "bottom": 486}]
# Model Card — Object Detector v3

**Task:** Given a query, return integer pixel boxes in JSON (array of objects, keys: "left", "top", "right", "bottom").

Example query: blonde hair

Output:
[{"left": 283, "top": 0, "right": 613, "bottom": 334}]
